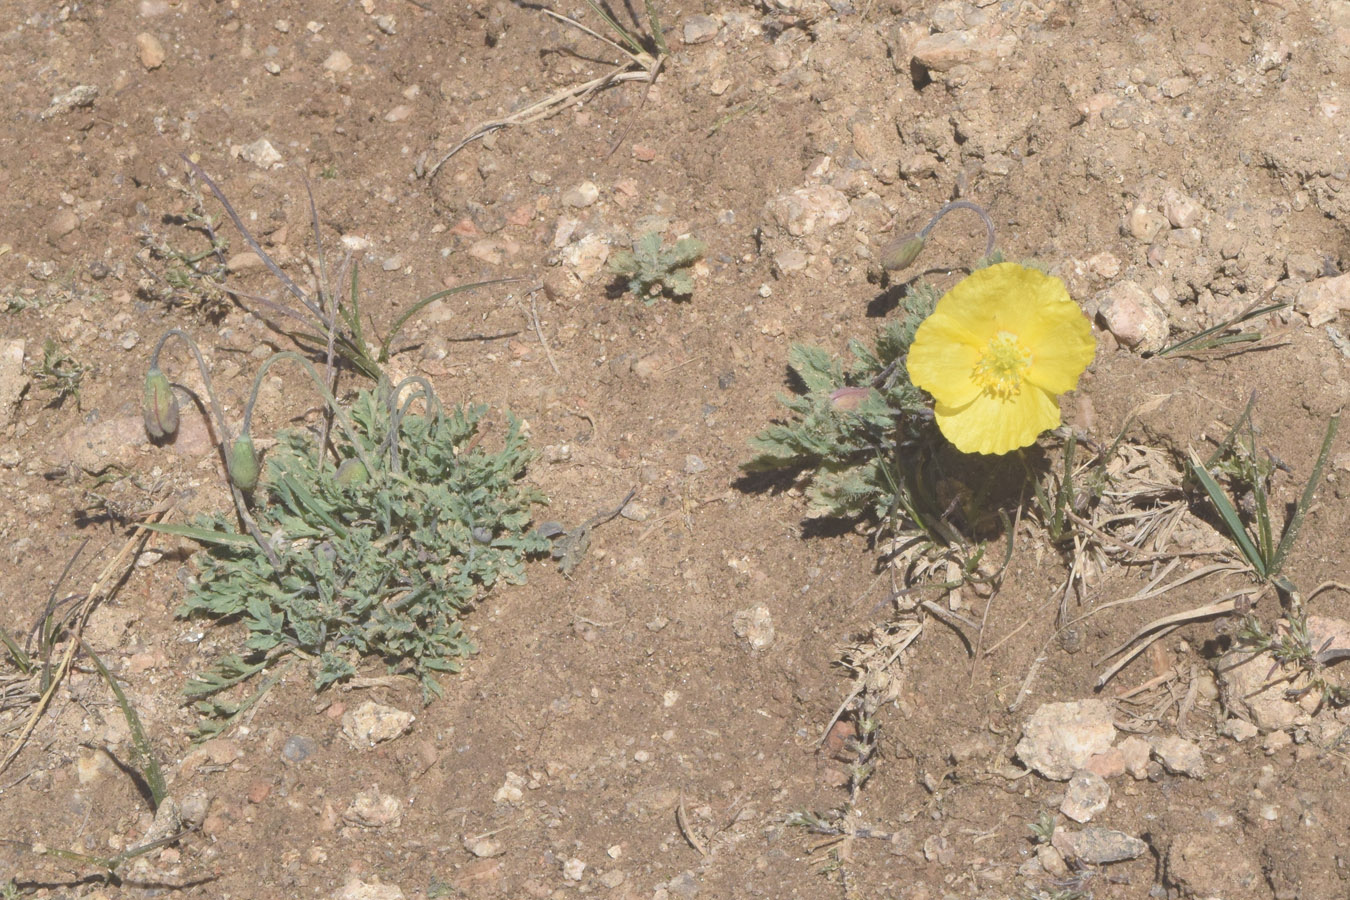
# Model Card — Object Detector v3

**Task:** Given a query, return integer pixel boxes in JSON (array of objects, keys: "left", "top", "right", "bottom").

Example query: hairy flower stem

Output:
[
  {"left": 149, "top": 329, "right": 278, "bottom": 566},
  {"left": 241, "top": 351, "right": 378, "bottom": 476},
  {"left": 880, "top": 200, "right": 997, "bottom": 272},
  {"left": 918, "top": 200, "right": 997, "bottom": 258},
  {"left": 379, "top": 376, "right": 445, "bottom": 473}
]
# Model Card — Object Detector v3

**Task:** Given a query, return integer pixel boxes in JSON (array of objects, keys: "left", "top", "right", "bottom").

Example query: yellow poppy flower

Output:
[{"left": 906, "top": 262, "right": 1095, "bottom": 456}]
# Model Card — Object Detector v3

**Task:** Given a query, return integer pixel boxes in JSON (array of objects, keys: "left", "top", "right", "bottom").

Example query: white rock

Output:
[
  {"left": 1016, "top": 700, "right": 1116, "bottom": 781},
  {"left": 562, "top": 858, "right": 586, "bottom": 881},
  {"left": 1118, "top": 735, "right": 1151, "bottom": 779},
  {"left": 910, "top": 28, "right": 1018, "bottom": 73},
  {"left": 1060, "top": 769, "right": 1111, "bottom": 822},
  {"left": 342, "top": 701, "right": 414, "bottom": 746},
  {"left": 1095, "top": 281, "right": 1170, "bottom": 353},
  {"left": 1297, "top": 273, "right": 1350, "bottom": 327},
  {"left": 136, "top": 32, "right": 167, "bottom": 69},
  {"left": 562, "top": 234, "right": 610, "bottom": 281},
  {"left": 1126, "top": 204, "right": 1168, "bottom": 243},
  {"left": 1150, "top": 735, "right": 1206, "bottom": 778},
  {"left": 464, "top": 836, "right": 503, "bottom": 858},
  {"left": 1052, "top": 827, "right": 1147, "bottom": 864},
  {"left": 561, "top": 181, "right": 599, "bottom": 208},
  {"left": 0, "top": 339, "right": 26, "bottom": 428},
  {"left": 767, "top": 185, "right": 852, "bottom": 238},
  {"left": 235, "top": 138, "right": 283, "bottom": 169},
  {"left": 1162, "top": 187, "right": 1203, "bottom": 228},
  {"left": 683, "top": 14, "right": 720, "bottom": 44},
  {"left": 493, "top": 771, "right": 527, "bottom": 804},
  {"left": 324, "top": 50, "right": 354, "bottom": 73},
  {"left": 333, "top": 878, "right": 405, "bottom": 900},
  {"left": 1223, "top": 718, "right": 1260, "bottom": 742},
  {"left": 732, "top": 605, "right": 775, "bottom": 650},
  {"left": 343, "top": 786, "right": 402, "bottom": 828}
]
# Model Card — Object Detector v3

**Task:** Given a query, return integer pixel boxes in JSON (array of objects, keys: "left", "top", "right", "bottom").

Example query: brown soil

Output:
[{"left": 2, "top": 0, "right": 1350, "bottom": 898}]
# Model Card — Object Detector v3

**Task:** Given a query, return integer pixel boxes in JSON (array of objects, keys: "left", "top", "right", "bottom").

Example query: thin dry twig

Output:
[
  {"left": 676, "top": 788, "right": 708, "bottom": 856},
  {"left": 0, "top": 498, "right": 173, "bottom": 775}
]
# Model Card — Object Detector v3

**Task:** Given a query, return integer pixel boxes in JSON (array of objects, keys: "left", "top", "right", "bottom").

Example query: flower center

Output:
[{"left": 973, "top": 331, "right": 1033, "bottom": 400}]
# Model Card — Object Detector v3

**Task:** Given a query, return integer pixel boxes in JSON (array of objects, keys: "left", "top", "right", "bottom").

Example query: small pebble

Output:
[
  {"left": 281, "top": 735, "right": 317, "bottom": 764},
  {"left": 136, "top": 32, "right": 167, "bottom": 69},
  {"left": 562, "top": 181, "right": 599, "bottom": 208},
  {"left": 323, "top": 50, "right": 353, "bottom": 73},
  {"left": 683, "top": 14, "right": 719, "bottom": 44}
]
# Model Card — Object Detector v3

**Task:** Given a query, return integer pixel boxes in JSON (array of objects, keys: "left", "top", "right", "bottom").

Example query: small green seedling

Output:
[
  {"left": 609, "top": 230, "right": 704, "bottom": 302},
  {"left": 1028, "top": 810, "right": 1057, "bottom": 844},
  {"left": 135, "top": 176, "right": 232, "bottom": 319},
  {"left": 33, "top": 338, "right": 87, "bottom": 408},
  {"left": 1187, "top": 401, "right": 1339, "bottom": 593},
  {"left": 1238, "top": 612, "right": 1350, "bottom": 708}
]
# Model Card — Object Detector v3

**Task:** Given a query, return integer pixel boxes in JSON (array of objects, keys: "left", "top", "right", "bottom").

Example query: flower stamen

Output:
[{"left": 973, "top": 331, "right": 1033, "bottom": 400}]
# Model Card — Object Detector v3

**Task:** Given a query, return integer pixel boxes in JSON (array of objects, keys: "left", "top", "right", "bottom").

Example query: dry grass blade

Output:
[
  {"left": 426, "top": 4, "right": 665, "bottom": 178},
  {"left": 0, "top": 498, "right": 173, "bottom": 776},
  {"left": 1094, "top": 597, "right": 1239, "bottom": 688},
  {"left": 427, "top": 66, "right": 654, "bottom": 179}
]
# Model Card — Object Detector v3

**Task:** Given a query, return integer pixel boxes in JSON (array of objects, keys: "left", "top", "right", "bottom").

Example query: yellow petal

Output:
[
  {"left": 934, "top": 384, "right": 1061, "bottom": 455},
  {"left": 925, "top": 262, "right": 1051, "bottom": 340},
  {"left": 1017, "top": 298, "right": 1096, "bottom": 395},
  {"left": 906, "top": 313, "right": 984, "bottom": 408}
]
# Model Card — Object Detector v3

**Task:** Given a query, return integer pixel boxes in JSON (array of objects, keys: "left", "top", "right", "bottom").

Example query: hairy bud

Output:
[
  {"left": 335, "top": 458, "right": 369, "bottom": 487},
  {"left": 879, "top": 234, "right": 925, "bottom": 272},
  {"left": 227, "top": 433, "right": 260, "bottom": 491},
  {"left": 142, "top": 368, "right": 179, "bottom": 440}
]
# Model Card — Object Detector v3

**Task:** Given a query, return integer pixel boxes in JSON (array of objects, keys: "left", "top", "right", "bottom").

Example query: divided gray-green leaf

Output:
[
  {"left": 176, "top": 385, "right": 548, "bottom": 728},
  {"left": 609, "top": 229, "right": 705, "bottom": 302},
  {"left": 744, "top": 284, "right": 941, "bottom": 524}
]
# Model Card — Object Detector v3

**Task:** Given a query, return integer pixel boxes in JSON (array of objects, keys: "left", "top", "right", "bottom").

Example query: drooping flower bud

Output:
[
  {"left": 335, "top": 458, "right": 369, "bottom": 487},
  {"left": 227, "top": 433, "right": 260, "bottom": 491},
  {"left": 142, "top": 368, "right": 179, "bottom": 440},
  {"left": 829, "top": 386, "right": 871, "bottom": 411},
  {"left": 879, "top": 234, "right": 925, "bottom": 272}
]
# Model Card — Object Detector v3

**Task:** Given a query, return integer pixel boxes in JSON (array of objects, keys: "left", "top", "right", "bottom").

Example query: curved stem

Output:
[
  {"left": 379, "top": 376, "right": 446, "bottom": 472},
  {"left": 918, "top": 200, "right": 996, "bottom": 259},
  {"left": 151, "top": 329, "right": 234, "bottom": 446},
  {"left": 240, "top": 352, "right": 376, "bottom": 475},
  {"left": 151, "top": 329, "right": 278, "bottom": 567}
]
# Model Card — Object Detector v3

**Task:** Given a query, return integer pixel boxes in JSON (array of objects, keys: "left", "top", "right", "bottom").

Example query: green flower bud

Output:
[
  {"left": 335, "top": 458, "right": 369, "bottom": 487},
  {"left": 879, "top": 234, "right": 925, "bottom": 272},
  {"left": 227, "top": 433, "right": 260, "bottom": 491},
  {"left": 142, "top": 367, "right": 179, "bottom": 440}
]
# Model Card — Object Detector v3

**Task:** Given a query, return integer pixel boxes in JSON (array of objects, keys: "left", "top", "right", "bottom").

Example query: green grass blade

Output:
[
  {"left": 343, "top": 262, "right": 366, "bottom": 352},
  {"left": 144, "top": 521, "right": 257, "bottom": 547},
  {"left": 1188, "top": 451, "right": 1267, "bottom": 578},
  {"left": 642, "top": 0, "right": 668, "bottom": 55},
  {"left": 1157, "top": 302, "right": 1288, "bottom": 357},
  {"left": 0, "top": 627, "right": 30, "bottom": 674},
  {"left": 1202, "top": 391, "right": 1257, "bottom": 471},
  {"left": 1053, "top": 433, "right": 1076, "bottom": 540},
  {"left": 1270, "top": 414, "right": 1340, "bottom": 577},
  {"left": 379, "top": 277, "right": 521, "bottom": 364},
  {"left": 1252, "top": 472, "right": 1274, "bottom": 570},
  {"left": 81, "top": 641, "right": 167, "bottom": 809},
  {"left": 582, "top": 0, "right": 646, "bottom": 56}
]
